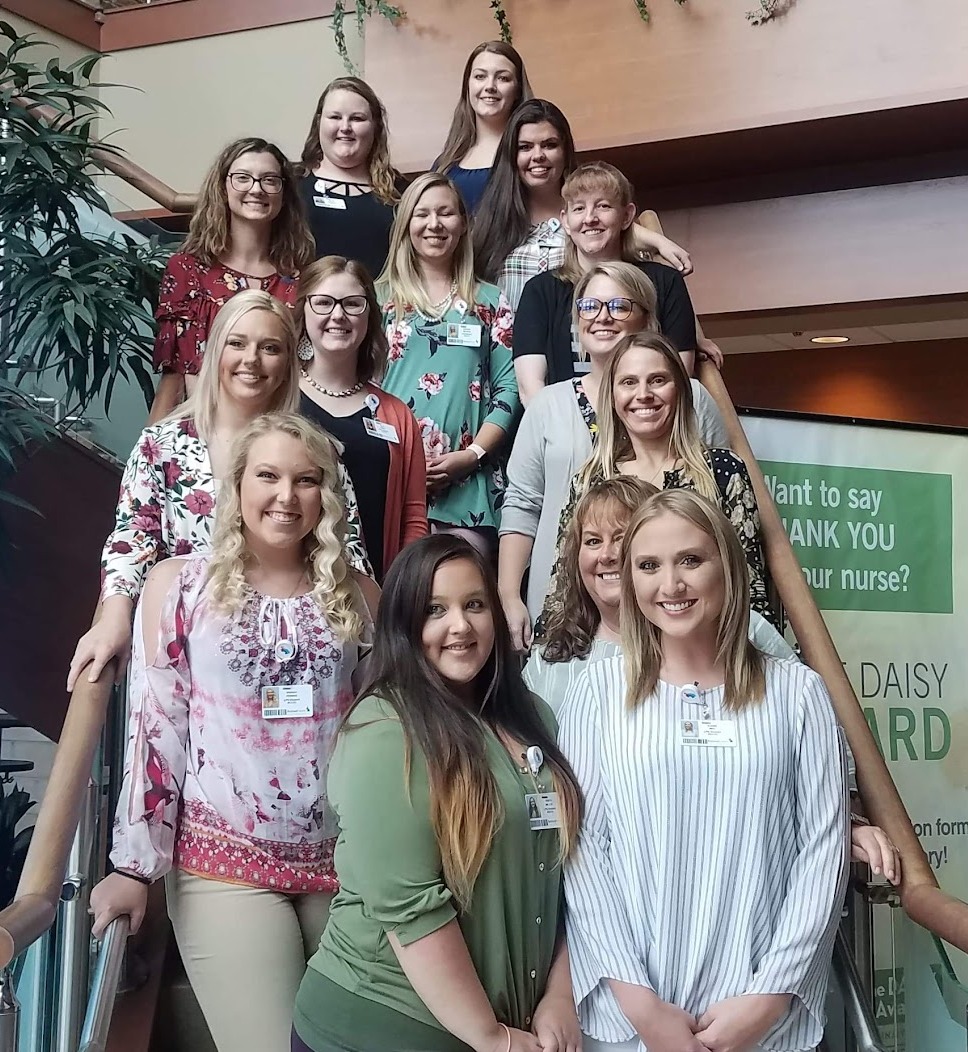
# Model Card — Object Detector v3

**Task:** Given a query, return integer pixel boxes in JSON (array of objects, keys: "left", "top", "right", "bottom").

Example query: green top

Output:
[{"left": 301, "top": 693, "right": 564, "bottom": 1042}]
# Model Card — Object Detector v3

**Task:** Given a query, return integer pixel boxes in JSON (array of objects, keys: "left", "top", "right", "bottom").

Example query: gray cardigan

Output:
[{"left": 500, "top": 379, "right": 729, "bottom": 619}]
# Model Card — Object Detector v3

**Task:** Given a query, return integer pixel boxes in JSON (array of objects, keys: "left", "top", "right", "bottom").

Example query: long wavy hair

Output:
[
  {"left": 558, "top": 162, "right": 638, "bottom": 284},
  {"left": 167, "top": 290, "right": 300, "bottom": 442},
  {"left": 206, "top": 413, "right": 365, "bottom": 642},
  {"left": 435, "top": 41, "right": 533, "bottom": 175},
  {"left": 580, "top": 331, "right": 718, "bottom": 502},
  {"left": 182, "top": 137, "right": 314, "bottom": 276},
  {"left": 472, "top": 99, "right": 576, "bottom": 283},
  {"left": 542, "top": 476, "right": 655, "bottom": 663},
  {"left": 572, "top": 261, "right": 658, "bottom": 364},
  {"left": 296, "top": 256, "right": 388, "bottom": 384},
  {"left": 621, "top": 489, "right": 765, "bottom": 709},
  {"left": 348, "top": 535, "right": 582, "bottom": 909},
  {"left": 378, "top": 173, "right": 477, "bottom": 325},
  {"left": 297, "top": 76, "right": 399, "bottom": 205}
]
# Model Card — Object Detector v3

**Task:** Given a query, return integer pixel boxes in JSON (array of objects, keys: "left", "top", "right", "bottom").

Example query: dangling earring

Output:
[{"left": 297, "top": 335, "right": 315, "bottom": 362}]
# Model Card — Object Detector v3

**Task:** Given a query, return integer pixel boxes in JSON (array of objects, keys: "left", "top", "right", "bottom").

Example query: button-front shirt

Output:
[{"left": 496, "top": 218, "right": 566, "bottom": 311}]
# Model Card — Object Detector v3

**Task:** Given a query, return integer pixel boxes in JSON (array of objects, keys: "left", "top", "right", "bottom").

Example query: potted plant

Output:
[{"left": 0, "top": 779, "right": 36, "bottom": 909}]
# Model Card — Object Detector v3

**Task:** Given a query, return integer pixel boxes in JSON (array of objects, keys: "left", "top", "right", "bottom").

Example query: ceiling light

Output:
[{"left": 809, "top": 335, "right": 850, "bottom": 345}]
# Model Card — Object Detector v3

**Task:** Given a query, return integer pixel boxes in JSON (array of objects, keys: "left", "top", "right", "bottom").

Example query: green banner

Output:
[{"left": 760, "top": 461, "right": 952, "bottom": 613}]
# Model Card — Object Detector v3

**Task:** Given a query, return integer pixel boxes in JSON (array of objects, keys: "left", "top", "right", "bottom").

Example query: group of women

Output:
[{"left": 72, "top": 39, "right": 902, "bottom": 1052}]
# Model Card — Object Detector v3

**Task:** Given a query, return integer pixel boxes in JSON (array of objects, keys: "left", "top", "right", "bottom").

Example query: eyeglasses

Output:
[
  {"left": 227, "top": 172, "right": 284, "bottom": 194},
  {"left": 576, "top": 296, "right": 637, "bottom": 321},
  {"left": 307, "top": 295, "right": 369, "bottom": 316}
]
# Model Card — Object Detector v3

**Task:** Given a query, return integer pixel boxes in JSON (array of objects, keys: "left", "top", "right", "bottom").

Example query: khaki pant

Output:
[{"left": 166, "top": 870, "right": 332, "bottom": 1052}]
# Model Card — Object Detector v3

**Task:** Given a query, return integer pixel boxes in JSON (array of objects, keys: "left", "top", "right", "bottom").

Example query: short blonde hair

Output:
[
  {"left": 559, "top": 163, "right": 637, "bottom": 283},
  {"left": 206, "top": 412, "right": 364, "bottom": 642},
  {"left": 621, "top": 489, "right": 765, "bottom": 710},
  {"left": 572, "top": 261, "right": 658, "bottom": 362}
]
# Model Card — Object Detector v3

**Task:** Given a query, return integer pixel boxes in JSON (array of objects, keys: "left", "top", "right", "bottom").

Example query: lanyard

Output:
[{"left": 258, "top": 597, "right": 299, "bottom": 663}]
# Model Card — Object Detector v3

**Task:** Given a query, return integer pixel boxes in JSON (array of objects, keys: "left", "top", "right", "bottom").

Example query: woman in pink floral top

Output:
[
  {"left": 148, "top": 136, "right": 315, "bottom": 423},
  {"left": 68, "top": 291, "right": 372, "bottom": 691},
  {"left": 89, "top": 413, "right": 378, "bottom": 1052},
  {"left": 379, "top": 173, "right": 519, "bottom": 548}
]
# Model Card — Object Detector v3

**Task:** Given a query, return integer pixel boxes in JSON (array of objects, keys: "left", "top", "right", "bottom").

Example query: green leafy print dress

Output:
[{"left": 381, "top": 283, "right": 519, "bottom": 530}]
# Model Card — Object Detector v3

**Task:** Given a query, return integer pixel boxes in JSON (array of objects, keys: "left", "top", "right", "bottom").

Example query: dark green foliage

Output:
[{"left": 0, "top": 779, "right": 36, "bottom": 909}]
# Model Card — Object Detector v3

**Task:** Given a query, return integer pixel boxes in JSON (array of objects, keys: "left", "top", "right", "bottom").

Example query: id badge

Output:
[
  {"left": 262, "top": 684, "right": 313, "bottom": 719},
  {"left": 445, "top": 322, "right": 482, "bottom": 347},
  {"left": 312, "top": 195, "right": 347, "bottom": 210},
  {"left": 525, "top": 792, "right": 561, "bottom": 830},
  {"left": 680, "top": 718, "right": 737, "bottom": 747},
  {"left": 362, "top": 417, "right": 400, "bottom": 443}
]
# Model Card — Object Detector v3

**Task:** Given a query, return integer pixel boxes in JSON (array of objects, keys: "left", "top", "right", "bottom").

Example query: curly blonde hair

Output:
[{"left": 206, "top": 413, "right": 365, "bottom": 642}]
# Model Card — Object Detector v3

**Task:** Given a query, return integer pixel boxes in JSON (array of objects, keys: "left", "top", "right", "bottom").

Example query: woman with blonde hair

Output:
[
  {"left": 379, "top": 172, "right": 518, "bottom": 553},
  {"left": 297, "top": 255, "right": 428, "bottom": 580},
  {"left": 294, "top": 534, "right": 583, "bottom": 1052},
  {"left": 560, "top": 488, "right": 849, "bottom": 1052},
  {"left": 89, "top": 413, "right": 377, "bottom": 1052},
  {"left": 433, "top": 41, "right": 533, "bottom": 213},
  {"left": 149, "top": 137, "right": 313, "bottom": 422},
  {"left": 68, "top": 290, "right": 371, "bottom": 691},
  {"left": 296, "top": 76, "right": 404, "bottom": 279}
]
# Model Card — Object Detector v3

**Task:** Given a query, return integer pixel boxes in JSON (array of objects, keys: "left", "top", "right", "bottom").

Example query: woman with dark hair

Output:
[
  {"left": 148, "top": 137, "right": 313, "bottom": 422},
  {"left": 472, "top": 101, "right": 690, "bottom": 310},
  {"left": 297, "top": 255, "right": 428, "bottom": 580},
  {"left": 434, "top": 41, "right": 533, "bottom": 214},
  {"left": 296, "top": 76, "right": 405, "bottom": 278},
  {"left": 293, "top": 534, "right": 584, "bottom": 1052}
]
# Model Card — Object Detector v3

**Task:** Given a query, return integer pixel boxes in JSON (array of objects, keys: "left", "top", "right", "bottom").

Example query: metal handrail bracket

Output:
[{"left": 78, "top": 916, "right": 130, "bottom": 1052}]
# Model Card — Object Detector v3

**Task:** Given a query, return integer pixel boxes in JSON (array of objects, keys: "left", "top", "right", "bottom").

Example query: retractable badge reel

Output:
[
  {"left": 362, "top": 392, "right": 400, "bottom": 443},
  {"left": 679, "top": 682, "right": 737, "bottom": 748},
  {"left": 524, "top": 745, "right": 561, "bottom": 831}
]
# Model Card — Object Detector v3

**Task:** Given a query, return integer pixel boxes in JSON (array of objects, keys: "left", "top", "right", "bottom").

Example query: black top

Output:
[
  {"left": 511, "top": 262, "right": 698, "bottom": 385},
  {"left": 300, "top": 394, "right": 390, "bottom": 582},
  {"left": 298, "top": 174, "right": 404, "bottom": 280}
]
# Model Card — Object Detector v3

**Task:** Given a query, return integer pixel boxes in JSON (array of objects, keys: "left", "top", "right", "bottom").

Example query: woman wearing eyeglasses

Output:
[
  {"left": 148, "top": 137, "right": 314, "bottom": 423},
  {"left": 298, "top": 256, "right": 428, "bottom": 581}
]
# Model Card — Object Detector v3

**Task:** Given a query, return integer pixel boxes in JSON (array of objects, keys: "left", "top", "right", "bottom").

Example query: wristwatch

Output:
[{"left": 468, "top": 442, "right": 487, "bottom": 462}]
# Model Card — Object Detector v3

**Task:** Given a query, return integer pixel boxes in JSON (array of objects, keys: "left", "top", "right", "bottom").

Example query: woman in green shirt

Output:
[{"left": 293, "top": 534, "right": 583, "bottom": 1052}]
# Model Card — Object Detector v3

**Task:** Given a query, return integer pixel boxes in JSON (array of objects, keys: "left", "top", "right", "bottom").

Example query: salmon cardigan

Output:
[{"left": 367, "top": 382, "right": 429, "bottom": 573}]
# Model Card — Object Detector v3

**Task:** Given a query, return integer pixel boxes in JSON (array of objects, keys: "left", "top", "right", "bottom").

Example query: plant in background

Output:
[
  {"left": 0, "top": 22, "right": 166, "bottom": 439},
  {"left": 0, "top": 779, "right": 36, "bottom": 910}
]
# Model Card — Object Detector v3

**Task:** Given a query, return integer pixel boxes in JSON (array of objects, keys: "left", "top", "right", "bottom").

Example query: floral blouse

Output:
[
  {"left": 101, "top": 418, "right": 371, "bottom": 602},
  {"left": 154, "top": 252, "right": 298, "bottom": 375},
  {"left": 111, "top": 556, "right": 359, "bottom": 890},
  {"left": 540, "top": 448, "right": 773, "bottom": 629},
  {"left": 381, "top": 283, "right": 519, "bottom": 530}
]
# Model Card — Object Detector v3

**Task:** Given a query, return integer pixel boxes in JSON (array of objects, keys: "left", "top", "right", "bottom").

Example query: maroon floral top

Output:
[{"left": 154, "top": 252, "right": 298, "bottom": 374}]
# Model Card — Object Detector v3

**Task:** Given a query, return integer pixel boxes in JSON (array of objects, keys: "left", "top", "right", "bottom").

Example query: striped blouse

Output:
[{"left": 559, "top": 655, "right": 849, "bottom": 1050}]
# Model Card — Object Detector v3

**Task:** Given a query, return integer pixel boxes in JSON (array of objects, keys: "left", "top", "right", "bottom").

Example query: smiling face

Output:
[
  {"left": 468, "top": 50, "right": 519, "bottom": 122},
  {"left": 516, "top": 121, "right": 566, "bottom": 193},
  {"left": 318, "top": 88, "right": 376, "bottom": 171},
  {"left": 409, "top": 183, "right": 466, "bottom": 266},
  {"left": 612, "top": 344, "right": 679, "bottom": 443},
  {"left": 577, "top": 504, "right": 628, "bottom": 616},
  {"left": 562, "top": 188, "right": 635, "bottom": 261},
  {"left": 240, "top": 431, "right": 322, "bottom": 551},
  {"left": 577, "top": 274, "right": 649, "bottom": 360},
  {"left": 217, "top": 309, "right": 290, "bottom": 411},
  {"left": 303, "top": 270, "right": 369, "bottom": 361},
  {"left": 629, "top": 511, "right": 725, "bottom": 642},
  {"left": 421, "top": 557, "right": 496, "bottom": 696},
  {"left": 224, "top": 150, "right": 284, "bottom": 224}
]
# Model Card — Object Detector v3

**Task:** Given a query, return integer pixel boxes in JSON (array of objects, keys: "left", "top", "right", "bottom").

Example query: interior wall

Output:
[
  {"left": 0, "top": 8, "right": 94, "bottom": 66},
  {"left": 723, "top": 338, "right": 968, "bottom": 430},
  {"left": 96, "top": 17, "right": 359, "bottom": 211}
]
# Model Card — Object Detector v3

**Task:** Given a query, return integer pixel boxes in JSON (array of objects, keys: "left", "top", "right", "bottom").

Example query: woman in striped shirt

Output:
[{"left": 559, "top": 488, "right": 850, "bottom": 1052}]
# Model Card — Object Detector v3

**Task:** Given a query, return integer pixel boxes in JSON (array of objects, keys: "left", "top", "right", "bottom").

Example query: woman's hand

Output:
[
  {"left": 697, "top": 336, "right": 724, "bottom": 370},
  {"left": 630, "top": 995, "right": 705, "bottom": 1052},
  {"left": 501, "top": 592, "right": 533, "bottom": 653},
  {"left": 67, "top": 601, "right": 133, "bottom": 691},
  {"left": 851, "top": 823, "right": 901, "bottom": 884},
  {"left": 651, "top": 235, "right": 693, "bottom": 276},
  {"left": 479, "top": 1025, "right": 542, "bottom": 1052},
  {"left": 531, "top": 991, "right": 582, "bottom": 1052},
  {"left": 89, "top": 872, "right": 149, "bottom": 938},
  {"left": 427, "top": 449, "right": 478, "bottom": 491},
  {"left": 695, "top": 993, "right": 790, "bottom": 1052}
]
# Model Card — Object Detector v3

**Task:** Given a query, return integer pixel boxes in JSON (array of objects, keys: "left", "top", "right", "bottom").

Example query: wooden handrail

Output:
[
  {"left": 0, "top": 661, "right": 116, "bottom": 969},
  {"left": 698, "top": 361, "right": 968, "bottom": 952},
  {"left": 11, "top": 97, "right": 197, "bottom": 214}
]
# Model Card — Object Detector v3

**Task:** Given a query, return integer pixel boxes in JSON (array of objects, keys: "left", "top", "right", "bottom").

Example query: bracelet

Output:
[
  {"left": 468, "top": 442, "right": 487, "bottom": 462},
  {"left": 499, "top": 1022, "right": 511, "bottom": 1052},
  {"left": 115, "top": 869, "right": 152, "bottom": 886}
]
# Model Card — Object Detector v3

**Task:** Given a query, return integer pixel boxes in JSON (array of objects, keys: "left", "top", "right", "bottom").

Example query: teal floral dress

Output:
[{"left": 381, "top": 283, "right": 519, "bottom": 529}]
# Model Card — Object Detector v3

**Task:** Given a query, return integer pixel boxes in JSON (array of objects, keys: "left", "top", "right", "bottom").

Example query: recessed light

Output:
[{"left": 809, "top": 335, "right": 850, "bottom": 345}]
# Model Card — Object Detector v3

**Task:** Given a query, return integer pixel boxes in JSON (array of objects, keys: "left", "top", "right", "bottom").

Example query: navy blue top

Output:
[{"left": 447, "top": 165, "right": 492, "bottom": 215}]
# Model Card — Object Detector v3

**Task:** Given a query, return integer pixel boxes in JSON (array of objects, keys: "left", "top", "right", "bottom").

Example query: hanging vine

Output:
[{"left": 330, "top": 0, "right": 789, "bottom": 70}]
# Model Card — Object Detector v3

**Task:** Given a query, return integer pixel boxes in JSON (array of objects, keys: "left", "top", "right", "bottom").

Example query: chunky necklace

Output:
[
  {"left": 421, "top": 280, "right": 458, "bottom": 321},
  {"left": 301, "top": 370, "right": 365, "bottom": 398}
]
